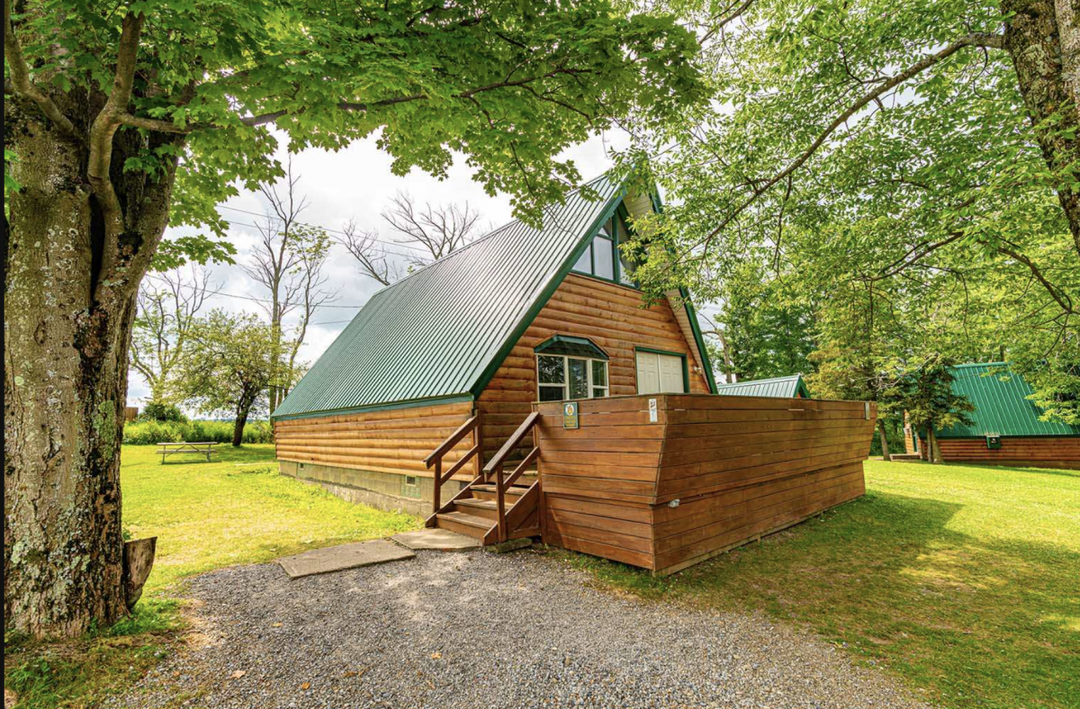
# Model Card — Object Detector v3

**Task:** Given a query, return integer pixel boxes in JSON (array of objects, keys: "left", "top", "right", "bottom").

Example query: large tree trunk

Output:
[
  {"left": 4, "top": 93, "right": 179, "bottom": 638},
  {"left": 1004, "top": 0, "right": 1080, "bottom": 257}
]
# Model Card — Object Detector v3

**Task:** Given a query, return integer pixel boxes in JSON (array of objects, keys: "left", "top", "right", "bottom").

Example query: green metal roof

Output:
[
  {"left": 937, "top": 362, "right": 1080, "bottom": 438},
  {"left": 714, "top": 374, "right": 810, "bottom": 399},
  {"left": 534, "top": 335, "right": 608, "bottom": 360},
  {"left": 272, "top": 174, "right": 628, "bottom": 420}
]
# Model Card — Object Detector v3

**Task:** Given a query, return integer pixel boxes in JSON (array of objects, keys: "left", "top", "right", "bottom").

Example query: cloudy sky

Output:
[{"left": 128, "top": 130, "right": 643, "bottom": 405}]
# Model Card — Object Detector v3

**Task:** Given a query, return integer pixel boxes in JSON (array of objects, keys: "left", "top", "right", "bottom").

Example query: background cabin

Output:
[
  {"left": 904, "top": 362, "right": 1080, "bottom": 469},
  {"left": 273, "top": 174, "right": 877, "bottom": 572},
  {"left": 715, "top": 373, "right": 810, "bottom": 399}
]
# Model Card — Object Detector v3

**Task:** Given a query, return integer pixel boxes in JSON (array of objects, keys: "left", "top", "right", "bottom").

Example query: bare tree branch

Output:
[
  {"left": 131, "top": 267, "right": 218, "bottom": 402},
  {"left": 381, "top": 192, "right": 481, "bottom": 265},
  {"left": 337, "top": 221, "right": 399, "bottom": 286}
]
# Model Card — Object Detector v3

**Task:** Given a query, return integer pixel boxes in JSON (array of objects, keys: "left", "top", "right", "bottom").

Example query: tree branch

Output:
[
  {"left": 3, "top": 0, "right": 77, "bottom": 136},
  {"left": 89, "top": 10, "right": 146, "bottom": 298},
  {"left": 699, "top": 32, "right": 1005, "bottom": 250},
  {"left": 996, "top": 244, "right": 1075, "bottom": 314}
]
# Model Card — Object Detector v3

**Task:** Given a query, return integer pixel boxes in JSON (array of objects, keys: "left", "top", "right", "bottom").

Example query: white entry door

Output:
[{"left": 636, "top": 351, "right": 686, "bottom": 394}]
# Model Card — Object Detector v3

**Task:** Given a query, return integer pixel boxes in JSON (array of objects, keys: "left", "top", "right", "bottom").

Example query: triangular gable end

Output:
[{"left": 273, "top": 173, "right": 716, "bottom": 420}]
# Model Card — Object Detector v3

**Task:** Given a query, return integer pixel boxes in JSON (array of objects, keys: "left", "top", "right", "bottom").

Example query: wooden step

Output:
[
  {"left": 435, "top": 511, "right": 494, "bottom": 539},
  {"left": 452, "top": 498, "right": 500, "bottom": 521},
  {"left": 470, "top": 484, "right": 532, "bottom": 503}
]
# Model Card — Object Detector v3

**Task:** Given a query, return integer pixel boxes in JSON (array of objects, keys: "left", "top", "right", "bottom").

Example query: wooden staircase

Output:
[{"left": 424, "top": 412, "right": 541, "bottom": 545}]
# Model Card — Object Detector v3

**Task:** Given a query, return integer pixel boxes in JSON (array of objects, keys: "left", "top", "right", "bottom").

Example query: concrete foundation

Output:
[{"left": 279, "top": 460, "right": 467, "bottom": 517}]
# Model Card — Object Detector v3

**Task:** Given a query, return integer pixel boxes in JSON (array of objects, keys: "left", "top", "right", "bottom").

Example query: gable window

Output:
[
  {"left": 572, "top": 210, "right": 634, "bottom": 285},
  {"left": 534, "top": 335, "right": 610, "bottom": 402}
]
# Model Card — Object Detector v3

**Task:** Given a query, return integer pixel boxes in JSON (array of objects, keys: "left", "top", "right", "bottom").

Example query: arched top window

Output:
[{"left": 534, "top": 336, "right": 609, "bottom": 402}]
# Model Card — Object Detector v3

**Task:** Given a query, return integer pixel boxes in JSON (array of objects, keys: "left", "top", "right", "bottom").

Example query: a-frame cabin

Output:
[{"left": 273, "top": 174, "right": 876, "bottom": 574}]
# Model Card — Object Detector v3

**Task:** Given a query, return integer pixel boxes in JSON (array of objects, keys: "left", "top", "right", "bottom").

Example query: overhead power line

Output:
[
  {"left": 217, "top": 205, "right": 430, "bottom": 256},
  {"left": 143, "top": 274, "right": 366, "bottom": 310}
]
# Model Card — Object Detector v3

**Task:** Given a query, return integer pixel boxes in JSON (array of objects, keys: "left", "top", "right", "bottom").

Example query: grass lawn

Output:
[
  {"left": 4, "top": 444, "right": 418, "bottom": 708},
  {"left": 560, "top": 460, "right": 1080, "bottom": 709}
]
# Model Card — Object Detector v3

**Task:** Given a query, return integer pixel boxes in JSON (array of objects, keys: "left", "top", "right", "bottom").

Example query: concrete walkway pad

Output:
[
  {"left": 392, "top": 528, "right": 481, "bottom": 551},
  {"left": 278, "top": 539, "right": 414, "bottom": 579}
]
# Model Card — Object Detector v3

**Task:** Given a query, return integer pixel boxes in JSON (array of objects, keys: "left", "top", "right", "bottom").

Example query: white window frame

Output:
[{"left": 536, "top": 354, "right": 609, "bottom": 402}]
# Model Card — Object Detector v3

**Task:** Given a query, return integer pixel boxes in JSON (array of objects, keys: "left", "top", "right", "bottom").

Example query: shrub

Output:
[
  {"left": 123, "top": 419, "right": 274, "bottom": 445},
  {"left": 138, "top": 402, "right": 187, "bottom": 423}
]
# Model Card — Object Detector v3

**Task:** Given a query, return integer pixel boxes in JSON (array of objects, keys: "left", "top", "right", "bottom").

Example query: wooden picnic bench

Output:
[{"left": 156, "top": 441, "right": 219, "bottom": 464}]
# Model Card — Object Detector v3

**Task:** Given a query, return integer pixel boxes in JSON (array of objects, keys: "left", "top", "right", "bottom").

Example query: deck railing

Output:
[
  {"left": 482, "top": 411, "right": 540, "bottom": 542},
  {"left": 424, "top": 413, "right": 482, "bottom": 517}
]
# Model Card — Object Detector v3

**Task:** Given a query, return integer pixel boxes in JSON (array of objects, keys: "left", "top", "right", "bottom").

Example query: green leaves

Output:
[
  {"left": 152, "top": 236, "right": 237, "bottom": 271},
  {"left": 18, "top": 0, "right": 705, "bottom": 247},
  {"left": 615, "top": 0, "right": 1078, "bottom": 422}
]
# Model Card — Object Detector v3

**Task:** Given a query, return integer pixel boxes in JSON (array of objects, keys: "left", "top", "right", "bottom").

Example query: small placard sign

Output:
[
  {"left": 562, "top": 401, "right": 579, "bottom": 429},
  {"left": 649, "top": 398, "right": 658, "bottom": 423}
]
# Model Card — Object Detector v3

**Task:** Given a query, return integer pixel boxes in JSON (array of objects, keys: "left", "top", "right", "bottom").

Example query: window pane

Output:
[
  {"left": 568, "top": 359, "right": 589, "bottom": 399},
  {"left": 539, "top": 386, "right": 565, "bottom": 402},
  {"left": 599, "top": 219, "right": 612, "bottom": 238},
  {"left": 591, "top": 360, "right": 607, "bottom": 387},
  {"left": 538, "top": 355, "right": 565, "bottom": 384},
  {"left": 593, "top": 237, "right": 613, "bottom": 280},
  {"left": 615, "top": 213, "right": 628, "bottom": 242},
  {"left": 619, "top": 245, "right": 637, "bottom": 286},
  {"left": 573, "top": 244, "right": 592, "bottom": 274},
  {"left": 592, "top": 387, "right": 608, "bottom": 398}
]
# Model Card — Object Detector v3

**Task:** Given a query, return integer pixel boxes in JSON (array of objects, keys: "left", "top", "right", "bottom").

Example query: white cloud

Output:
[{"left": 127, "top": 131, "right": 627, "bottom": 406}]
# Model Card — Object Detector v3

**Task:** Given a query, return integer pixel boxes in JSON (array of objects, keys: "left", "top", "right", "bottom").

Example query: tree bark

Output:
[
  {"left": 4, "top": 92, "right": 179, "bottom": 638},
  {"left": 232, "top": 408, "right": 250, "bottom": 447},
  {"left": 926, "top": 427, "right": 941, "bottom": 464},
  {"left": 877, "top": 419, "right": 892, "bottom": 461},
  {"left": 1004, "top": 0, "right": 1080, "bottom": 257}
]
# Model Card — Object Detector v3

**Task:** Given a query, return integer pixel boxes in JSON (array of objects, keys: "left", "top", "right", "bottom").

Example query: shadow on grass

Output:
[{"left": 559, "top": 491, "right": 1079, "bottom": 709}]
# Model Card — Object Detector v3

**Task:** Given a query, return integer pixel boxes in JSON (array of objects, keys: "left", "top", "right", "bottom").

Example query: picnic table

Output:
[{"left": 156, "top": 441, "right": 219, "bottom": 464}]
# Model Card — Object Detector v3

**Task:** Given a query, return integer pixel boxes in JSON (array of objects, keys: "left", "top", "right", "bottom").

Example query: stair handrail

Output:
[
  {"left": 483, "top": 411, "right": 540, "bottom": 542},
  {"left": 425, "top": 413, "right": 482, "bottom": 518}
]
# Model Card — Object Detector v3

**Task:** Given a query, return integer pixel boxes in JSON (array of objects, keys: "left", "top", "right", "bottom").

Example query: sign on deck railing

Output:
[{"left": 562, "top": 401, "right": 579, "bottom": 429}]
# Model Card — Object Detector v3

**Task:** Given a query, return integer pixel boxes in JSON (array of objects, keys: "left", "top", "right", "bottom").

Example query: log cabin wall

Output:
[
  {"left": 273, "top": 401, "right": 479, "bottom": 514},
  {"left": 935, "top": 437, "right": 1080, "bottom": 469},
  {"left": 535, "top": 394, "right": 875, "bottom": 574},
  {"left": 478, "top": 273, "right": 711, "bottom": 463}
]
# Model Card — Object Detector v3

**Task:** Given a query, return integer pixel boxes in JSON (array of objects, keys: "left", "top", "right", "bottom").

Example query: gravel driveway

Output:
[{"left": 113, "top": 548, "right": 930, "bottom": 708}]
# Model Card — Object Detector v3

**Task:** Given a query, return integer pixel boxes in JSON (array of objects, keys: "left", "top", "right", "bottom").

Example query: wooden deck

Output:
[{"left": 535, "top": 394, "right": 876, "bottom": 574}]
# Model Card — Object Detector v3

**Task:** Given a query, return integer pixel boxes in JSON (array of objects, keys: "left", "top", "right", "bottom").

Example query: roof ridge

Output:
[
  {"left": 951, "top": 361, "right": 1009, "bottom": 369},
  {"left": 362, "top": 172, "right": 614, "bottom": 297},
  {"left": 719, "top": 373, "right": 802, "bottom": 385}
]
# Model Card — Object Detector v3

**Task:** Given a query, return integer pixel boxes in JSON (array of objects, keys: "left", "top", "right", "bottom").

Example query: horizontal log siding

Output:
[
  {"left": 477, "top": 273, "right": 711, "bottom": 463},
  {"left": 274, "top": 401, "right": 478, "bottom": 480},
  {"left": 936, "top": 436, "right": 1080, "bottom": 469},
  {"left": 534, "top": 394, "right": 875, "bottom": 573}
]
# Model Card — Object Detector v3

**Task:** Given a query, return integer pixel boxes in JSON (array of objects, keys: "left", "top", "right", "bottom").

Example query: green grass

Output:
[
  {"left": 4, "top": 444, "right": 419, "bottom": 708},
  {"left": 558, "top": 460, "right": 1080, "bottom": 709}
]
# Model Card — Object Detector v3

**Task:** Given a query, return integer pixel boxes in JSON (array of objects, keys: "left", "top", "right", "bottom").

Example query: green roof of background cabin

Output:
[
  {"left": 714, "top": 374, "right": 810, "bottom": 399},
  {"left": 273, "top": 173, "right": 713, "bottom": 420},
  {"left": 937, "top": 362, "right": 1080, "bottom": 438}
]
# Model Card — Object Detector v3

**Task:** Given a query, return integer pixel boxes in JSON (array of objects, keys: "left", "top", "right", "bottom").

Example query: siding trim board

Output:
[{"left": 534, "top": 394, "right": 875, "bottom": 574}]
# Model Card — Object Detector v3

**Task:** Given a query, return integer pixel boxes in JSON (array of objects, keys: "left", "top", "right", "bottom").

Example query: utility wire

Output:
[
  {"left": 217, "top": 205, "right": 430, "bottom": 256},
  {"left": 143, "top": 274, "right": 366, "bottom": 310}
]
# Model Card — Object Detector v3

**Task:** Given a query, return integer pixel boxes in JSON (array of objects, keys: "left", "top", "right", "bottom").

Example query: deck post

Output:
[
  {"left": 433, "top": 458, "right": 442, "bottom": 516},
  {"left": 495, "top": 463, "right": 507, "bottom": 542}
]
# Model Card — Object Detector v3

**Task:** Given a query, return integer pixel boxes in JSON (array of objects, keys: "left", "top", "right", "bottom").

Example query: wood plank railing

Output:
[
  {"left": 424, "top": 413, "right": 482, "bottom": 520},
  {"left": 482, "top": 411, "right": 540, "bottom": 542}
]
